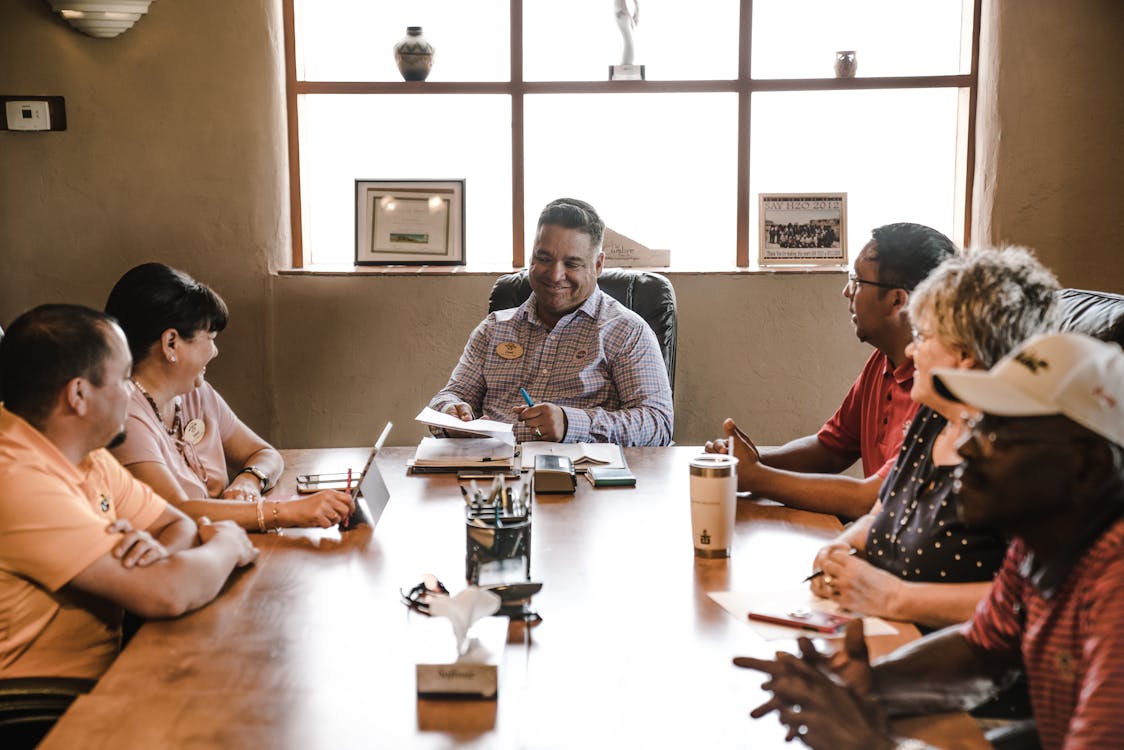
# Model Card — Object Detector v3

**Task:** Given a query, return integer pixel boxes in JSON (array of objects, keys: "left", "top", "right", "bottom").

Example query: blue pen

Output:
[{"left": 519, "top": 387, "right": 534, "bottom": 407}]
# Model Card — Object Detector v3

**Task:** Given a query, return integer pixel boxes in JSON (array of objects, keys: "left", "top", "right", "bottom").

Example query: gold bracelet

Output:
[
  {"left": 255, "top": 499, "right": 266, "bottom": 533},
  {"left": 271, "top": 502, "right": 280, "bottom": 531}
]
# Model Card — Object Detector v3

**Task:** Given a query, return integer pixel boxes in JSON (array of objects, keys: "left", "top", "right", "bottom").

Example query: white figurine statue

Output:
[{"left": 614, "top": 0, "right": 640, "bottom": 66}]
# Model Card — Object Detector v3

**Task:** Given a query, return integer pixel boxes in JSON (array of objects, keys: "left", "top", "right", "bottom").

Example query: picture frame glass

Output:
[{"left": 355, "top": 180, "right": 465, "bottom": 266}]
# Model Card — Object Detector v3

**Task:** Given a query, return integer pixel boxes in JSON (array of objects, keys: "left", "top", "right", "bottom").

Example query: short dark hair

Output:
[
  {"left": 537, "top": 198, "right": 605, "bottom": 250},
  {"left": 105, "top": 263, "right": 229, "bottom": 363},
  {"left": 0, "top": 304, "right": 117, "bottom": 425},
  {"left": 869, "top": 223, "right": 958, "bottom": 291}
]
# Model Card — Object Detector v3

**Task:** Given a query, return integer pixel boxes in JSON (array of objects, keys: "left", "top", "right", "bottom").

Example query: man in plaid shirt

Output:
[{"left": 428, "top": 198, "right": 673, "bottom": 447}]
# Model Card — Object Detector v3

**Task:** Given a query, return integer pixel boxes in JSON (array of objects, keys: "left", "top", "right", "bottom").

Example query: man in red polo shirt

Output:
[
  {"left": 707, "top": 223, "right": 956, "bottom": 518},
  {"left": 735, "top": 332, "right": 1124, "bottom": 750}
]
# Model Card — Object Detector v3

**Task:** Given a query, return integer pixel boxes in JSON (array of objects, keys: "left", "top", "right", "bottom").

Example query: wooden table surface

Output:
[{"left": 42, "top": 446, "right": 987, "bottom": 749}]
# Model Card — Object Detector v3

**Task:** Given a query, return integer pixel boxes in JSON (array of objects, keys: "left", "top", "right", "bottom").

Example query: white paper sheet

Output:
[
  {"left": 415, "top": 407, "right": 516, "bottom": 446},
  {"left": 708, "top": 589, "right": 898, "bottom": 640}
]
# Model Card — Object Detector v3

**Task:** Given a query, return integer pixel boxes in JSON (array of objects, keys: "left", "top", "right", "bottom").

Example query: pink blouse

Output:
[{"left": 111, "top": 381, "right": 240, "bottom": 498}]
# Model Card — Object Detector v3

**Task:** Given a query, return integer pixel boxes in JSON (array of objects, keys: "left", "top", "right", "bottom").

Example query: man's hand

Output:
[
  {"left": 513, "top": 403, "right": 566, "bottom": 442},
  {"left": 197, "top": 517, "right": 259, "bottom": 567},
  {"left": 703, "top": 418, "right": 762, "bottom": 492},
  {"left": 438, "top": 403, "right": 483, "bottom": 438},
  {"left": 106, "top": 519, "right": 170, "bottom": 568},
  {"left": 733, "top": 621, "right": 889, "bottom": 749}
]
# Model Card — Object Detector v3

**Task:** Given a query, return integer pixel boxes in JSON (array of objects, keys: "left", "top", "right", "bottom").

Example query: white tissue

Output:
[{"left": 426, "top": 586, "right": 502, "bottom": 656}]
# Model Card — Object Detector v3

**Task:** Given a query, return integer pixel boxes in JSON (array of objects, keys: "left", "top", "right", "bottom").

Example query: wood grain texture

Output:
[{"left": 41, "top": 447, "right": 987, "bottom": 749}]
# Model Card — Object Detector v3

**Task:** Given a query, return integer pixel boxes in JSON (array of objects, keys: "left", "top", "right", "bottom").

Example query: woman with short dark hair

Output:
[{"left": 106, "top": 263, "right": 352, "bottom": 531}]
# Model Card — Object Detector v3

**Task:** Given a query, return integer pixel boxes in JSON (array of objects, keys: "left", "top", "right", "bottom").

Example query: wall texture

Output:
[{"left": 1, "top": 0, "right": 1120, "bottom": 450}]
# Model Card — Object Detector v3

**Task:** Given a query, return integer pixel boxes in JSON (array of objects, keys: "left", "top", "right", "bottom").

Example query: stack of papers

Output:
[
  {"left": 415, "top": 407, "right": 515, "bottom": 446},
  {"left": 520, "top": 442, "right": 625, "bottom": 472},
  {"left": 411, "top": 437, "right": 516, "bottom": 471}
]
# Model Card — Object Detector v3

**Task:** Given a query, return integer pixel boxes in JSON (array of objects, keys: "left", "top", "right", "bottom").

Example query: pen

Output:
[
  {"left": 340, "top": 468, "right": 353, "bottom": 528},
  {"left": 519, "top": 387, "right": 534, "bottom": 407},
  {"left": 802, "top": 548, "right": 858, "bottom": 583}
]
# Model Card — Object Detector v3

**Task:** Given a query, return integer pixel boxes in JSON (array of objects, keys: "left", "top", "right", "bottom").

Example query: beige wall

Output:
[{"left": 1, "top": 0, "right": 1120, "bottom": 449}]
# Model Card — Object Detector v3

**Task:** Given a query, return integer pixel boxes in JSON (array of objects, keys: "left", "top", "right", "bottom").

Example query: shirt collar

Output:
[
  {"left": 523, "top": 287, "right": 603, "bottom": 328},
  {"left": 880, "top": 352, "right": 915, "bottom": 385}
]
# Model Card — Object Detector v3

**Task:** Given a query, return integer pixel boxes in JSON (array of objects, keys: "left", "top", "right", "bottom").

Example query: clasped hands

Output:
[{"left": 734, "top": 620, "right": 896, "bottom": 750}]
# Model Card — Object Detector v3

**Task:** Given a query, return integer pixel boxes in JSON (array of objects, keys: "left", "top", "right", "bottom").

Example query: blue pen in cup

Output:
[{"left": 519, "top": 387, "right": 534, "bottom": 407}]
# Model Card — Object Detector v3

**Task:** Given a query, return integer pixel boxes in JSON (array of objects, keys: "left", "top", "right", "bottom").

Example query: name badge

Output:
[
  {"left": 496, "top": 342, "right": 524, "bottom": 360},
  {"left": 183, "top": 418, "right": 206, "bottom": 445}
]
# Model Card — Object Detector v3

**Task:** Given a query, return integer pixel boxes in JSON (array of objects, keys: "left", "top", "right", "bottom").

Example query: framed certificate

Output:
[
  {"left": 355, "top": 179, "right": 465, "bottom": 265},
  {"left": 758, "top": 192, "right": 847, "bottom": 266}
]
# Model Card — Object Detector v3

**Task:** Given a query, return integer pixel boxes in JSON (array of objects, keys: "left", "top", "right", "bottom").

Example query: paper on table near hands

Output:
[
  {"left": 427, "top": 586, "right": 503, "bottom": 656},
  {"left": 416, "top": 407, "right": 516, "bottom": 446},
  {"left": 708, "top": 589, "right": 898, "bottom": 640}
]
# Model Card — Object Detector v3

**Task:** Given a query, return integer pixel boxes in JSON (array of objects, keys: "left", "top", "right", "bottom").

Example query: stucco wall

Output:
[{"left": 1, "top": 0, "right": 1120, "bottom": 450}]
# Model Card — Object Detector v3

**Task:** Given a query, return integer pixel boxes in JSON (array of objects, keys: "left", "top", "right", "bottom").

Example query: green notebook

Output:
[{"left": 585, "top": 466, "right": 637, "bottom": 487}]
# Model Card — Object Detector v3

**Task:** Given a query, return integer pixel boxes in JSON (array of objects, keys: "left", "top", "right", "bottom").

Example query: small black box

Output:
[{"left": 533, "top": 454, "right": 576, "bottom": 494}]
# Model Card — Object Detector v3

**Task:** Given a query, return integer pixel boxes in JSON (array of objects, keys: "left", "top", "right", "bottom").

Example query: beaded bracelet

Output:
[
  {"left": 271, "top": 502, "right": 280, "bottom": 531},
  {"left": 255, "top": 499, "right": 266, "bottom": 533}
]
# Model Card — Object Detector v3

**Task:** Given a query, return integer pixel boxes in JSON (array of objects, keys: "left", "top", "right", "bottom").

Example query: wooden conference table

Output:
[{"left": 43, "top": 446, "right": 987, "bottom": 749}]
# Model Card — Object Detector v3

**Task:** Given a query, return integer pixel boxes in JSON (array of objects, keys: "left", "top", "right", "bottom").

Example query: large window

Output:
[{"left": 287, "top": 0, "right": 979, "bottom": 270}]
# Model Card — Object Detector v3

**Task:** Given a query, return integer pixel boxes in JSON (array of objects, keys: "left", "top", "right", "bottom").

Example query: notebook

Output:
[
  {"left": 519, "top": 442, "right": 625, "bottom": 472},
  {"left": 409, "top": 436, "right": 516, "bottom": 473}
]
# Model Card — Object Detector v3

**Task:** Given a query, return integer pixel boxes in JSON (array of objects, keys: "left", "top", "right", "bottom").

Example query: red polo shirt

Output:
[
  {"left": 964, "top": 517, "right": 1124, "bottom": 750},
  {"left": 817, "top": 350, "right": 918, "bottom": 478}
]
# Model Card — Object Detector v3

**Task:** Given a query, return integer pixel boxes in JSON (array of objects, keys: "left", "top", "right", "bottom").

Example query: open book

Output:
[
  {"left": 412, "top": 437, "right": 516, "bottom": 470},
  {"left": 520, "top": 442, "right": 625, "bottom": 472},
  {"left": 415, "top": 407, "right": 515, "bottom": 446}
]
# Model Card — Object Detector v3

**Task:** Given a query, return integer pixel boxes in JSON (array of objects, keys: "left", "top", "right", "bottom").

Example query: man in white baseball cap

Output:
[{"left": 733, "top": 332, "right": 1124, "bottom": 750}]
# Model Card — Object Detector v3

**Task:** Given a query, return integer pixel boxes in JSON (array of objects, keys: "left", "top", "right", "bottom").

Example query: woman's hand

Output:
[
  {"left": 809, "top": 540, "right": 853, "bottom": 599},
  {"left": 277, "top": 490, "right": 356, "bottom": 529},
  {"left": 221, "top": 473, "right": 262, "bottom": 503},
  {"left": 820, "top": 548, "right": 904, "bottom": 619}
]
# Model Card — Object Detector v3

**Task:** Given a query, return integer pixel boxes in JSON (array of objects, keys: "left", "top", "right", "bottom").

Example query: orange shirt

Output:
[{"left": 0, "top": 407, "right": 167, "bottom": 679}]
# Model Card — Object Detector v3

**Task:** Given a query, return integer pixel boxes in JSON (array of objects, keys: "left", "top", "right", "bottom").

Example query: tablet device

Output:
[{"left": 340, "top": 422, "right": 393, "bottom": 530}]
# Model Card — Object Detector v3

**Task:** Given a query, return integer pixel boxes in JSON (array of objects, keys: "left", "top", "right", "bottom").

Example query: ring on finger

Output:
[{"left": 534, "top": 427, "right": 543, "bottom": 438}]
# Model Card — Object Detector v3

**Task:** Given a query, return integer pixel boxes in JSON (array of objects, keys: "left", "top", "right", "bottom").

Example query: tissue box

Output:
[{"left": 415, "top": 616, "right": 509, "bottom": 699}]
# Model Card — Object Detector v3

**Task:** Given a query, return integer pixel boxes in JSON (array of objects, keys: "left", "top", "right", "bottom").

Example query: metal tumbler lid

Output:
[{"left": 689, "top": 453, "right": 738, "bottom": 478}]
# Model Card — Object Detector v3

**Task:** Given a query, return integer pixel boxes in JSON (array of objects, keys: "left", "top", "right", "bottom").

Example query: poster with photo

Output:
[{"left": 758, "top": 193, "right": 846, "bottom": 266}]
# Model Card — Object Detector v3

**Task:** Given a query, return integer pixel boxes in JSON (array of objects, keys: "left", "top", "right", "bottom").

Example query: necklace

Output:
[{"left": 132, "top": 378, "right": 182, "bottom": 439}]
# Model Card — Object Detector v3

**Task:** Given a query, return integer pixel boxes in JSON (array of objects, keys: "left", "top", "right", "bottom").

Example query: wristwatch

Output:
[{"left": 238, "top": 465, "right": 270, "bottom": 492}]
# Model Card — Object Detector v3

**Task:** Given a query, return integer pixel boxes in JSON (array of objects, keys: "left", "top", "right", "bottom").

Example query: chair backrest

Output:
[
  {"left": 0, "top": 677, "right": 95, "bottom": 750},
  {"left": 1057, "top": 288, "right": 1124, "bottom": 346},
  {"left": 488, "top": 269, "right": 678, "bottom": 391}
]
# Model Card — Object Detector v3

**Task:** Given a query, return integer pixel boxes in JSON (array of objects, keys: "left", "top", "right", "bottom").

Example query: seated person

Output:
[
  {"left": 105, "top": 263, "right": 353, "bottom": 531},
  {"left": 706, "top": 223, "right": 956, "bottom": 518},
  {"left": 428, "top": 197, "right": 673, "bottom": 446},
  {"left": 0, "top": 304, "right": 257, "bottom": 679},
  {"left": 736, "top": 332, "right": 1124, "bottom": 750},
  {"left": 810, "top": 247, "right": 1061, "bottom": 630}
]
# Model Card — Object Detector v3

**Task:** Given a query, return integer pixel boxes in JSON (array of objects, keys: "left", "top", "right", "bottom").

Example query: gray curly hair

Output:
[{"left": 909, "top": 246, "right": 1061, "bottom": 369}]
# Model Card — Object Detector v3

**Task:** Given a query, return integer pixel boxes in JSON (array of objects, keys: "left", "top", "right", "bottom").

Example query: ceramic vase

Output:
[
  {"left": 834, "top": 50, "right": 857, "bottom": 78},
  {"left": 394, "top": 26, "right": 435, "bottom": 82}
]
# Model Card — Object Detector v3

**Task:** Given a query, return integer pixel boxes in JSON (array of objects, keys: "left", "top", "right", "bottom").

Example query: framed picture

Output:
[
  {"left": 355, "top": 179, "right": 465, "bottom": 265},
  {"left": 758, "top": 193, "right": 847, "bottom": 266}
]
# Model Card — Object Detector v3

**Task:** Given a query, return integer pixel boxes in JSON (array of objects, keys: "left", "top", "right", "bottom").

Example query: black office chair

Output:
[
  {"left": 488, "top": 268, "right": 678, "bottom": 391},
  {"left": 0, "top": 677, "right": 95, "bottom": 749}
]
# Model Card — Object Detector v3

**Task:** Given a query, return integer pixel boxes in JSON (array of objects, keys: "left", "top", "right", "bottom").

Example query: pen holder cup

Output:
[{"left": 465, "top": 513, "right": 531, "bottom": 586}]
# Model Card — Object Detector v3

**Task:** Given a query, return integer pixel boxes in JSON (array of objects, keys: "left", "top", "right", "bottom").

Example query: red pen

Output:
[{"left": 340, "top": 468, "right": 353, "bottom": 528}]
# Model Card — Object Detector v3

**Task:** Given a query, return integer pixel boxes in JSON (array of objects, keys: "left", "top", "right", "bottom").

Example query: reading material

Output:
[
  {"left": 520, "top": 441, "right": 625, "bottom": 472},
  {"left": 415, "top": 407, "right": 515, "bottom": 446},
  {"left": 411, "top": 437, "right": 516, "bottom": 471}
]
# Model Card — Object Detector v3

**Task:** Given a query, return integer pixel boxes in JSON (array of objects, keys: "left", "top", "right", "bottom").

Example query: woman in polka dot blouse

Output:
[{"left": 809, "top": 247, "right": 1061, "bottom": 630}]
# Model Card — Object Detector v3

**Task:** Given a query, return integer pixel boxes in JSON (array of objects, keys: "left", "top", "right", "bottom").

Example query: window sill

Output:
[{"left": 278, "top": 264, "right": 849, "bottom": 278}]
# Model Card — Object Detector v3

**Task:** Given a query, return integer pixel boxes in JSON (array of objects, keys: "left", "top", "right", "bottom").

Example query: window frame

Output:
[{"left": 283, "top": 0, "right": 981, "bottom": 270}]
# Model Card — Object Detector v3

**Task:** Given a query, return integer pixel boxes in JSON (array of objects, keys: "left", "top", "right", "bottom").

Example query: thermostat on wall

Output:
[{"left": 5, "top": 100, "right": 51, "bottom": 131}]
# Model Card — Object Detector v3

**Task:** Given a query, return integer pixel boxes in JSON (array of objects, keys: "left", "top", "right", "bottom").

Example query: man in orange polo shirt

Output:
[{"left": 0, "top": 304, "right": 258, "bottom": 680}]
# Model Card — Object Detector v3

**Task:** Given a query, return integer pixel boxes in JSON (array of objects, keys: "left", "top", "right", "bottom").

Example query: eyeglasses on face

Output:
[
  {"left": 847, "top": 271, "right": 904, "bottom": 292},
  {"left": 910, "top": 326, "right": 932, "bottom": 345}
]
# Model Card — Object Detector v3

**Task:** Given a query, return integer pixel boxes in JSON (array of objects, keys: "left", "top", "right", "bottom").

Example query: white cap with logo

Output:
[{"left": 932, "top": 332, "right": 1124, "bottom": 448}]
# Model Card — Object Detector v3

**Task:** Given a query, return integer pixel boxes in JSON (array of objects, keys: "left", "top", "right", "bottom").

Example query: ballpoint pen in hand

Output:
[
  {"left": 802, "top": 547, "right": 858, "bottom": 582},
  {"left": 519, "top": 387, "right": 534, "bottom": 408}
]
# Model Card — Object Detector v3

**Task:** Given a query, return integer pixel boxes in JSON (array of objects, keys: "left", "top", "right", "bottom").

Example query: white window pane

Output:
[
  {"left": 752, "top": 0, "right": 967, "bottom": 79},
  {"left": 299, "top": 95, "right": 512, "bottom": 267},
  {"left": 296, "top": 0, "right": 509, "bottom": 82},
  {"left": 524, "top": 94, "right": 737, "bottom": 269},
  {"left": 750, "top": 89, "right": 961, "bottom": 259},
  {"left": 524, "top": 0, "right": 740, "bottom": 82}
]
